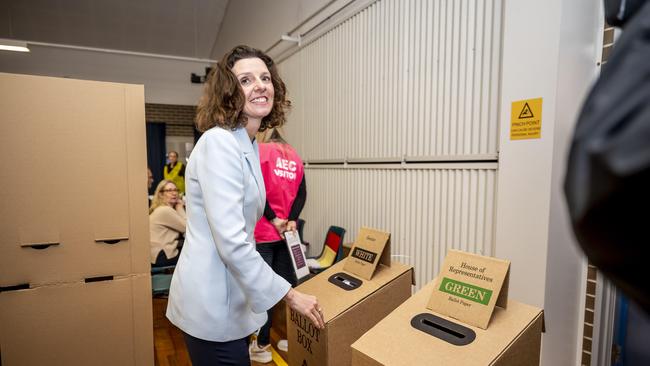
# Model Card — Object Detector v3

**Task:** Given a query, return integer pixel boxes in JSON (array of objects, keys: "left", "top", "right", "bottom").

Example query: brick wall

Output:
[{"left": 145, "top": 103, "right": 197, "bottom": 137}]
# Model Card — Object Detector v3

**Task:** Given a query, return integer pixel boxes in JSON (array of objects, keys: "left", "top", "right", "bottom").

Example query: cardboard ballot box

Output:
[
  {"left": 351, "top": 251, "right": 544, "bottom": 366},
  {"left": 287, "top": 227, "right": 413, "bottom": 366},
  {"left": 287, "top": 226, "right": 414, "bottom": 366},
  {"left": 288, "top": 260, "right": 413, "bottom": 366}
]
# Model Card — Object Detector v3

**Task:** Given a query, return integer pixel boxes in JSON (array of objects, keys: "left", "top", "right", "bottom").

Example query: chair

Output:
[
  {"left": 296, "top": 218, "right": 310, "bottom": 253},
  {"left": 151, "top": 265, "right": 175, "bottom": 296},
  {"left": 297, "top": 219, "right": 308, "bottom": 246},
  {"left": 306, "top": 226, "right": 346, "bottom": 274},
  {"left": 151, "top": 265, "right": 176, "bottom": 275}
]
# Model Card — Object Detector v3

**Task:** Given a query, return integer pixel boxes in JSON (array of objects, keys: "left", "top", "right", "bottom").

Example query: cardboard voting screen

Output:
[
  {"left": 343, "top": 227, "right": 391, "bottom": 280},
  {"left": 427, "top": 250, "right": 510, "bottom": 329},
  {"left": 284, "top": 230, "right": 310, "bottom": 280}
]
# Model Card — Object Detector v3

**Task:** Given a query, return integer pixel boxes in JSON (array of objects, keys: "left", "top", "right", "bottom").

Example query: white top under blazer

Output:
[{"left": 166, "top": 126, "right": 291, "bottom": 342}]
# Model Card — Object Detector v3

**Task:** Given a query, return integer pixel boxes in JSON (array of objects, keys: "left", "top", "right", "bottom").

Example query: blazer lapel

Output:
[{"left": 232, "top": 128, "right": 265, "bottom": 206}]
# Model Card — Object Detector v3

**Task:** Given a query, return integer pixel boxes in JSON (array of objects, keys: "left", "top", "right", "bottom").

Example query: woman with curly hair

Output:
[{"left": 166, "top": 45, "right": 324, "bottom": 365}]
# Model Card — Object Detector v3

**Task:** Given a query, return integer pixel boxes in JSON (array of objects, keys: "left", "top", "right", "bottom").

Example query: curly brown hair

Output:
[{"left": 195, "top": 45, "right": 291, "bottom": 132}]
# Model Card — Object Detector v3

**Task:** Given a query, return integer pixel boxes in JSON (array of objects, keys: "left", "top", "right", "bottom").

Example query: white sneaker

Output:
[
  {"left": 277, "top": 339, "right": 288, "bottom": 352},
  {"left": 249, "top": 339, "right": 272, "bottom": 363},
  {"left": 306, "top": 258, "right": 322, "bottom": 270}
]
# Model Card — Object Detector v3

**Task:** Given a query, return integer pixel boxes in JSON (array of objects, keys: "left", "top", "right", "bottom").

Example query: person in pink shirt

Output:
[{"left": 251, "top": 128, "right": 306, "bottom": 360}]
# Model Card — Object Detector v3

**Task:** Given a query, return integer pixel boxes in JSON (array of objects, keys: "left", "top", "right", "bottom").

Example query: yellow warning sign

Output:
[{"left": 510, "top": 98, "right": 542, "bottom": 140}]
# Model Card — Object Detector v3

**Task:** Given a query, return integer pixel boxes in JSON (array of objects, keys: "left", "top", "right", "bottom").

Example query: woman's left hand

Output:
[{"left": 286, "top": 220, "right": 297, "bottom": 232}]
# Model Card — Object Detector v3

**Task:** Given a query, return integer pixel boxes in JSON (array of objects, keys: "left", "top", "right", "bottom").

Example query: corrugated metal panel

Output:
[
  {"left": 279, "top": 0, "right": 502, "bottom": 161},
  {"left": 301, "top": 165, "right": 497, "bottom": 290},
  {"left": 279, "top": 54, "right": 304, "bottom": 154},
  {"left": 276, "top": 0, "right": 502, "bottom": 290}
]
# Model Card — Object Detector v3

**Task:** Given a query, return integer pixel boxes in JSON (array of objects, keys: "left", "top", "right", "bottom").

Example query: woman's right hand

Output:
[
  {"left": 175, "top": 200, "right": 184, "bottom": 209},
  {"left": 271, "top": 217, "right": 288, "bottom": 234},
  {"left": 283, "top": 288, "right": 325, "bottom": 329}
]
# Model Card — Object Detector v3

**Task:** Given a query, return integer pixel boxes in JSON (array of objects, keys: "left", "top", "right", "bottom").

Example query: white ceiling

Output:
[{"left": 0, "top": 0, "right": 229, "bottom": 59}]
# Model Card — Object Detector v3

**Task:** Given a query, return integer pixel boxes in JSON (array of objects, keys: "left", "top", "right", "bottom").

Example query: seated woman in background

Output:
[{"left": 149, "top": 180, "right": 186, "bottom": 267}]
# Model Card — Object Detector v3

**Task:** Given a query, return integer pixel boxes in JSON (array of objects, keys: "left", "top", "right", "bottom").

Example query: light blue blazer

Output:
[{"left": 166, "top": 127, "right": 291, "bottom": 342}]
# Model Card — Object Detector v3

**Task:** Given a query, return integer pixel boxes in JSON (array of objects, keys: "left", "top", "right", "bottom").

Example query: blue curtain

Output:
[{"left": 146, "top": 122, "right": 166, "bottom": 195}]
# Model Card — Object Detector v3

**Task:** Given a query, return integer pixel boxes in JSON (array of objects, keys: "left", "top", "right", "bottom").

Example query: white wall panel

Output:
[
  {"left": 279, "top": 54, "right": 305, "bottom": 154},
  {"left": 301, "top": 165, "right": 497, "bottom": 289},
  {"left": 279, "top": 0, "right": 502, "bottom": 161}
]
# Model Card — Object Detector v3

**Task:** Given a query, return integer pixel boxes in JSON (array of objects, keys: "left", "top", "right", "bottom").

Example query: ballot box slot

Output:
[
  {"left": 328, "top": 272, "right": 363, "bottom": 291},
  {"left": 410, "top": 313, "right": 476, "bottom": 346}
]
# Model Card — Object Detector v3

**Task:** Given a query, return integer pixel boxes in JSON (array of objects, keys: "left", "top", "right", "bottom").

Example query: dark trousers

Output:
[
  {"left": 152, "top": 236, "right": 184, "bottom": 267},
  {"left": 152, "top": 249, "right": 179, "bottom": 267},
  {"left": 256, "top": 241, "right": 297, "bottom": 346},
  {"left": 183, "top": 332, "right": 250, "bottom": 366}
]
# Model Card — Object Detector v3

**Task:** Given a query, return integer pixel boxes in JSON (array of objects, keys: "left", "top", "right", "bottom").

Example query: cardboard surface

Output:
[
  {"left": 343, "top": 227, "right": 391, "bottom": 280},
  {"left": 0, "top": 274, "right": 154, "bottom": 366},
  {"left": 351, "top": 279, "right": 543, "bottom": 366},
  {"left": 288, "top": 259, "right": 414, "bottom": 366},
  {"left": 427, "top": 250, "right": 510, "bottom": 329},
  {"left": 0, "top": 73, "right": 150, "bottom": 287}
]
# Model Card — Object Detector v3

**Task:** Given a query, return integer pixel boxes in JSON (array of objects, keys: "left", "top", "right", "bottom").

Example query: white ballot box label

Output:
[{"left": 343, "top": 227, "right": 391, "bottom": 280}]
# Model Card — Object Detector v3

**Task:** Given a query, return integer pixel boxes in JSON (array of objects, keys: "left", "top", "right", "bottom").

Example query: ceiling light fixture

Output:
[
  {"left": 281, "top": 35, "right": 301, "bottom": 45},
  {"left": 0, "top": 38, "right": 30, "bottom": 52}
]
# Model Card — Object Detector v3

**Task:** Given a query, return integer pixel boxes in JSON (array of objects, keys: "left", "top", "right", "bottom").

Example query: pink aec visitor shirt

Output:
[{"left": 254, "top": 142, "right": 304, "bottom": 243}]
